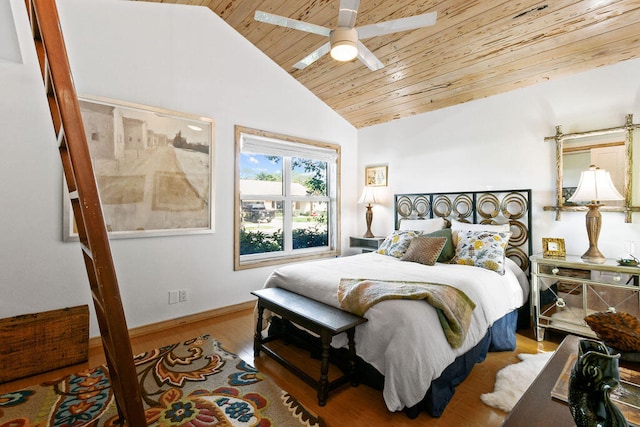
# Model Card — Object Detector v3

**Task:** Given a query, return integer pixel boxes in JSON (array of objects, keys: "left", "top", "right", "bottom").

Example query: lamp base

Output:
[
  {"left": 363, "top": 204, "right": 374, "bottom": 238},
  {"left": 581, "top": 249, "right": 607, "bottom": 264},
  {"left": 581, "top": 203, "right": 606, "bottom": 264}
]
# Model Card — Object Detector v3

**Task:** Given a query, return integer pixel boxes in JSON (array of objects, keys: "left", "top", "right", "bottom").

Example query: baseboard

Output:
[{"left": 88, "top": 300, "right": 255, "bottom": 350}]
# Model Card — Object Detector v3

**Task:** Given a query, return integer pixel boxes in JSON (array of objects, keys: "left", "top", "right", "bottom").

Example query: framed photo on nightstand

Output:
[{"left": 542, "top": 237, "right": 566, "bottom": 258}]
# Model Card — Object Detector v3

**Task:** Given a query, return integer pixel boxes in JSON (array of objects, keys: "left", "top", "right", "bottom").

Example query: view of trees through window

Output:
[{"left": 239, "top": 153, "right": 330, "bottom": 256}]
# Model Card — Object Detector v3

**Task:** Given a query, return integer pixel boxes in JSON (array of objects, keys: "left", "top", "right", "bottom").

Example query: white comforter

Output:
[{"left": 262, "top": 252, "right": 529, "bottom": 412}]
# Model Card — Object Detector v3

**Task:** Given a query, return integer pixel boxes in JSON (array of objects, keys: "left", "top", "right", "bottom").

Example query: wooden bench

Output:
[{"left": 251, "top": 287, "right": 367, "bottom": 406}]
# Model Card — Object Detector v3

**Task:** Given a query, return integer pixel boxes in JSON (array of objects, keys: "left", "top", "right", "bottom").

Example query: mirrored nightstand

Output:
[{"left": 530, "top": 254, "right": 640, "bottom": 341}]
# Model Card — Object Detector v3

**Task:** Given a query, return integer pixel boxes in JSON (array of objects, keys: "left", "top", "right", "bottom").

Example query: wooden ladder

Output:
[{"left": 26, "top": 0, "right": 146, "bottom": 425}]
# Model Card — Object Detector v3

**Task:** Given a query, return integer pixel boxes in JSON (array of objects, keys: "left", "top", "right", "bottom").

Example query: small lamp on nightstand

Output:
[
  {"left": 568, "top": 165, "right": 624, "bottom": 264},
  {"left": 358, "top": 186, "right": 379, "bottom": 238}
]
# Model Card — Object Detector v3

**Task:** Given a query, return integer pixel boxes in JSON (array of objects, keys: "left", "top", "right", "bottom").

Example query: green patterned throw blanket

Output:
[{"left": 338, "top": 278, "right": 476, "bottom": 348}]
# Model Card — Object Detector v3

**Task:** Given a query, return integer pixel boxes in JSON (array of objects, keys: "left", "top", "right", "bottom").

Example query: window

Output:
[{"left": 234, "top": 126, "right": 340, "bottom": 270}]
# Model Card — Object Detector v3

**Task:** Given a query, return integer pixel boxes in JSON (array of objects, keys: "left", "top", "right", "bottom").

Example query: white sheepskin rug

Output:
[{"left": 481, "top": 352, "right": 554, "bottom": 412}]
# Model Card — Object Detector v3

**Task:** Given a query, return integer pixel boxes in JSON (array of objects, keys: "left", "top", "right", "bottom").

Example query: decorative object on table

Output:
[
  {"left": 551, "top": 352, "right": 640, "bottom": 426},
  {"left": 617, "top": 255, "right": 639, "bottom": 267},
  {"left": 542, "top": 237, "right": 566, "bottom": 258},
  {"left": 551, "top": 351, "right": 640, "bottom": 426},
  {"left": 567, "top": 165, "right": 624, "bottom": 264},
  {"left": 0, "top": 334, "right": 326, "bottom": 427},
  {"left": 365, "top": 164, "right": 388, "bottom": 187},
  {"left": 568, "top": 338, "right": 627, "bottom": 427},
  {"left": 585, "top": 311, "right": 640, "bottom": 353},
  {"left": 358, "top": 186, "right": 379, "bottom": 238}
]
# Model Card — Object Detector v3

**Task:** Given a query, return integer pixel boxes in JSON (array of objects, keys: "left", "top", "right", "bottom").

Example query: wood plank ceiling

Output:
[{"left": 139, "top": 0, "right": 640, "bottom": 128}]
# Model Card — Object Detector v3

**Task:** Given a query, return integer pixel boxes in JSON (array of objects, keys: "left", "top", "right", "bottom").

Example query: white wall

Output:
[
  {"left": 358, "top": 58, "right": 640, "bottom": 260},
  {"left": 0, "top": 0, "right": 357, "bottom": 336},
  {"left": 3, "top": 0, "right": 639, "bottom": 339}
]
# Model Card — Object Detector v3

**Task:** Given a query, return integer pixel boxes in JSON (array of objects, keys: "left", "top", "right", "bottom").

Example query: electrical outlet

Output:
[
  {"left": 168, "top": 290, "right": 179, "bottom": 304},
  {"left": 179, "top": 289, "right": 187, "bottom": 302}
]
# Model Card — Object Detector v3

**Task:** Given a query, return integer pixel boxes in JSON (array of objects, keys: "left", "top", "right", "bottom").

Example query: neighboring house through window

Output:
[{"left": 234, "top": 126, "right": 340, "bottom": 270}]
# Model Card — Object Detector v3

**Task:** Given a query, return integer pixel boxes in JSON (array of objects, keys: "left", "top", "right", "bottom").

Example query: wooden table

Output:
[
  {"left": 502, "top": 334, "right": 579, "bottom": 426},
  {"left": 504, "top": 334, "right": 640, "bottom": 426}
]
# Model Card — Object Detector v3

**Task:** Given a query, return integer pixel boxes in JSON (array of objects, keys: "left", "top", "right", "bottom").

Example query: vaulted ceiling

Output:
[{"left": 140, "top": 1, "right": 640, "bottom": 128}]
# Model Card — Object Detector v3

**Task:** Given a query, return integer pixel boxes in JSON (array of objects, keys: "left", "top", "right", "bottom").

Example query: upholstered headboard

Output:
[{"left": 394, "top": 189, "right": 532, "bottom": 273}]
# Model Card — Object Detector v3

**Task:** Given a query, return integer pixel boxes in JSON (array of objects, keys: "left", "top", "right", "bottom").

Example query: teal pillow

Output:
[{"left": 424, "top": 228, "right": 455, "bottom": 263}]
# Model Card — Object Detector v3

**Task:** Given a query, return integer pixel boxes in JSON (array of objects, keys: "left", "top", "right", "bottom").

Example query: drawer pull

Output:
[
  {"left": 556, "top": 298, "right": 566, "bottom": 308},
  {"left": 552, "top": 268, "right": 559, "bottom": 275}
]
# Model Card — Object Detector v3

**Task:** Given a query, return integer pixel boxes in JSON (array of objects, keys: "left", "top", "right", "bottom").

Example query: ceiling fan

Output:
[{"left": 254, "top": 0, "right": 437, "bottom": 71}]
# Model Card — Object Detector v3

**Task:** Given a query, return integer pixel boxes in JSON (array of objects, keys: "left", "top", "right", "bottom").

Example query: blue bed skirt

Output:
[
  {"left": 408, "top": 309, "right": 518, "bottom": 418},
  {"left": 267, "top": 309, "right": 519, "bottom": 419}
]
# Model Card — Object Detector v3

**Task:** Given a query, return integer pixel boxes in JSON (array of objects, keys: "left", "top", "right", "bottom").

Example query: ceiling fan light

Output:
[
  {"left": 330, "top": 27, "right": 358, "bottom": 61},
  {"left": 331, "top": 42, "right": 357, "bottom": 61}
]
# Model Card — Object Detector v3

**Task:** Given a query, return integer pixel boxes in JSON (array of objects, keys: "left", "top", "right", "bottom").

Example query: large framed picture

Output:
[
  {"left": 63, "top": 95, "right": 215, "bottom": 240},
  {"left": 365, "top": 164, "right": 388, "bottom": 187}
]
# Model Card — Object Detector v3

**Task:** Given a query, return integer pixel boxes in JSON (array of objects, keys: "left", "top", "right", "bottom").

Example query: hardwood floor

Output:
[{"left": 0, "top": 308, "right": 562, "bottom": 426}]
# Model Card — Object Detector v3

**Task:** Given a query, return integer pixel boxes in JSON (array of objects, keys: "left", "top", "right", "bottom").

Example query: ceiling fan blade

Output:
[
  {"left": 357, "top": 41, "right": 384, "bottom": 71},
  {"left": 254, "top": 11, "right": 331, "bottom": 37},
  {"left": 357, "top": 11, "right": 437, "bottom": 39},
  {"left": 293, "top": 42, "right": 331, "bottom": 69},
  {"left": 337, "top": 0, "right": 360, "bottom": 28}
]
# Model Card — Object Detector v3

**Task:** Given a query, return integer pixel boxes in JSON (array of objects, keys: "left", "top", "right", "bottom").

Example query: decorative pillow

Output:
[
  {"left": 376, "top": 230, "right": 422, "bottom": 258},
  {"left": 399, "top": 217, "right": 446, "bottom": 233},
  {"left": 451, "top": 218, "right": 511, "bottom": 247},
  {"left": 401, "top": 236, "right": 447, "bottom": 266},
  {"left": 453, "top": 230, "right": 512, "bottom": 274},
  {"left": 424, "top": 228, "right": 456, "bottom": 263}
]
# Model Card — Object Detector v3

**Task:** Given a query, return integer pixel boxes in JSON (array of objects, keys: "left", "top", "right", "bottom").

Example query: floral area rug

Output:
[{"left": 0, "top": 334, "right": 326, "bottom": 426}]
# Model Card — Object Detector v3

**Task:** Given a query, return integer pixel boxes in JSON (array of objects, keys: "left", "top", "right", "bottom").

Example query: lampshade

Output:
[
  {"left": 568, "top": 165, "right": 624, "bottom": 203},
  {"left": 358, "top": 186, "right": 379, "bottom": 205},
  {"left": 330, "top": 27, "right": 358, "bottom": 62}
]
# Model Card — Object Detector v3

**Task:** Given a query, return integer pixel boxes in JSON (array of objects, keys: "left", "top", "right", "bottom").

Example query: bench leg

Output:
[
  {"left": 282, "top": 318, "right": 290, "bottom": 345},
  {"left": 318, "top": 330, "right": 331, "bottom": 406},
  {"left": 254, "top": 304, "right": 264, "bottom": 357},
  {"left": 346, "top": 328, "right": 359, "bottom": 386}
]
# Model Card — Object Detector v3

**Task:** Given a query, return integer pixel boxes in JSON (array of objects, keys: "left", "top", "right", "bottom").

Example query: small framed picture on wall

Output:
[
  {"left": 542, "top": 237, "right": 566, "bottom": 258},
  {"left": 365, "top": 165, "right": 388, "bottom": 187}
]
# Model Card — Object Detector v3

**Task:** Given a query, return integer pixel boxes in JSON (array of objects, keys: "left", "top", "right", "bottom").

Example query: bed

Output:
[{"left": 258, "top": 189, "right": 532, "bottom": 418}]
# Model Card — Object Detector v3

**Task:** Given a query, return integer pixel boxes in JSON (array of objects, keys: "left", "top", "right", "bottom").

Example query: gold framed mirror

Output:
[{"left": 544, "top": 114, "right": 640, "bottom": 223}]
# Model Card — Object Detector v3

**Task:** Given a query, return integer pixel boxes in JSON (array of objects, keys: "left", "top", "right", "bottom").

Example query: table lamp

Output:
[
  {"left": 568, "top": 165, "right": 624, "bottom": 263},
  {"left": 358, "top": 187, "right": 379, "bottom": 238}
]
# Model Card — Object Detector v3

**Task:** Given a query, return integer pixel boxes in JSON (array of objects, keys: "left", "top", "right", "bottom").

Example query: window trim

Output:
[{"left": 234, "top": 126, "right": 340, "bottom": 271}]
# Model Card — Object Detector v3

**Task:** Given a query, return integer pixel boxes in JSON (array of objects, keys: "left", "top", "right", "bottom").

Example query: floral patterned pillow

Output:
[
  {"left": 453, "top": 230, "right": 512, "bottom": 274},
  {"left": 376, "top": 230, "right": 422, "bottom": 258}
]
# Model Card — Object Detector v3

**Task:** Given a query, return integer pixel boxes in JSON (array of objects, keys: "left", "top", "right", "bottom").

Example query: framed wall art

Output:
[
  {"left": 63, "top": 95, "right": 215, "bottom": 240},
  {"left": 365, "top": 164, "right": 388, "bottom": 187},
  {"left": 542, "top": 237, "right": 566, "bottom": 258}
]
